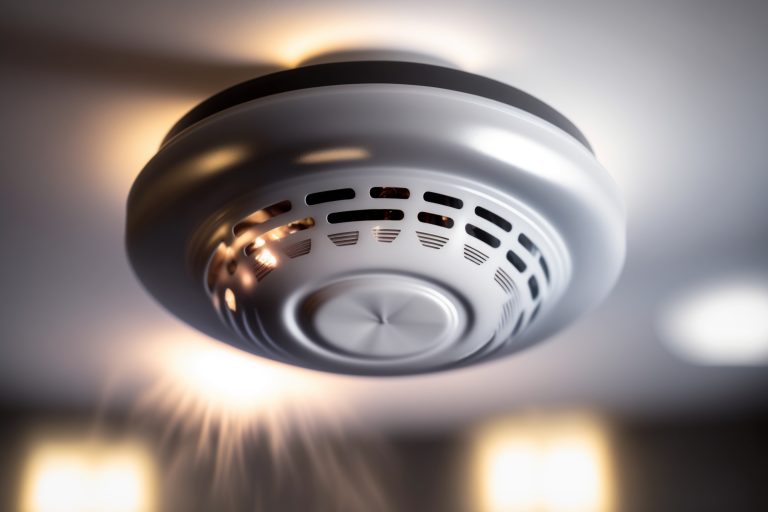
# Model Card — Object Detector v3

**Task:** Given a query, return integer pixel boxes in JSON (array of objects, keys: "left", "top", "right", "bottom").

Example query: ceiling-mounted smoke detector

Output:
[{"left": 127, "top": 61, "right": 625, "bottom": 376}]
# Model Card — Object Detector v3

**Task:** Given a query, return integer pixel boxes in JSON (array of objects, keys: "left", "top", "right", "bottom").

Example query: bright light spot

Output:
[
  {"left": 141, "top": 334, "right": 339, "bottom": 419},
  {"left": 239, "top": 271, "right": 254, "bottom": 289},
  {"left": 296, "top": 147, "right": 370, "bottom": 164},
  {"left": 254, "top": 248, "right": 278, "bottom": 268},
  {"left": 188, "top": 145, "right": 251, "bottom": 177},
  {"left": 160, "top": 339, "right": 313, "bottom": 412},
  {"left": 137, "top": 335, "right": 342, "bottom": 488},
  {"left": 21, "top": 439, "right": 155, "bottom": 512},
  {"left": 224, "top": 288, "right": 237, "bottom": 312},
  {"left": 467, "top": 127, "right": 588, "bottom": 190},
  {"left": 248, "top": 218, "right": 315, "bottom": 251},
  {"left": 485, "top": 440, "right": 538, "bottom": 509},
  {"left": 658, "top": 278, "right": 768, "bottom": 365},
  {"left": 473, "top": 414, "right": 613, "bottom": 512}
]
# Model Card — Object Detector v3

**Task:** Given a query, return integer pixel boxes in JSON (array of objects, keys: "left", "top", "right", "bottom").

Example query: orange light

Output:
[
  {"left": 224, "top": 288, "right": 237, "bottom": 312},
  {"left": 254, "top": 248, "right": 278, "bottom": 268}
]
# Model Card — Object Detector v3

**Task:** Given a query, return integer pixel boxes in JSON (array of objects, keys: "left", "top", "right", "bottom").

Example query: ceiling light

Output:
[
  {"left": 21, "top": 439, "right": 155, "bottom": 512},
  {"left": 126, "top": 60, "right": 625, "bottom": 375},
  {"left": 471, "top": 414, "right": 613, "bottom": 512}
]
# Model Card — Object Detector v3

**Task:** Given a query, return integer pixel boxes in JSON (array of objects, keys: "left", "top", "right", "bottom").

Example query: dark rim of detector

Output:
[{"left": 162, "top": 60, "right": 592, "bottom": 152}]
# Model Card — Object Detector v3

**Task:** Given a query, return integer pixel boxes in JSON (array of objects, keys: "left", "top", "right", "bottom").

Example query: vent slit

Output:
[
  {"left": 253, "top": 261, "right": 275, "bottom": 281},
  {"left": 512, "top": 313, "right": 525, "bottom": 335},
  {"left": 283, "top": 239, "right": 312, "bottom": 258},
  {"left": 370, "top": 187, "right": 410, "bottom": 199},
  {"left": 539, "top": 256, "right": 551, "bottom": 283},
  {"left": 206, "top": 243, "right": 227, "bottom": 292},
  {"left": 424, "top": 191, "right": 463, "bottom": 209},
  {"left": 518, "top": 233, "right": 540, "bottom": 255},
  {"left": 506, "top": 250, "right": 527, "bottom": 272},
  {"left": 372, "top": 228, "right": 401, "bottom": 243},
  {"left": 464, "top": 244, "right": 489, "bottom": 265},
  {"left": 528, "top": 275, "right": 540, "bottom": 300},
  {"left": 529, "top": 303, "right": 541, "bottom": 324},
  {"left": 328, "top": 209, "right": 404, "bottom": 224},
  {"left": 465, "top": 224, "right": 501, "bottom": 248},
  {"left": 418, "top": 211, "right": 454, "bottom": 228},
  {"left": 416, "top": 231, "right": 449, "bottom": 249},
  {"left": 306, "top": 188, "right": 355, "bottom": 205},
  {"left": 245, "top": 217, "right": 315, "bottom": 255},
  {"left": 328, "top": 231, "right": 359, "bottom": 246},
  {"left": 475, "top": 206, "right": 512, "bottom": 232},
  {"left": 233, "top": 200, "right": 292, "bottom": 236},
  {"left": 494, "top": 268, "right": 515, "bottom": 295}
]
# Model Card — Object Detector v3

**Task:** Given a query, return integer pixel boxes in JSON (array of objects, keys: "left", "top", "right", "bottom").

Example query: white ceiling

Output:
[{"left": 2, "top": 1, "right": 767, "bottom": 431}]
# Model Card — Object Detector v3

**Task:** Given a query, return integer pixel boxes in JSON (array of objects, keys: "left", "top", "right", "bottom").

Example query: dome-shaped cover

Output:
[{"left": 126, "top": 61, "right": 625, "bottom": 375}]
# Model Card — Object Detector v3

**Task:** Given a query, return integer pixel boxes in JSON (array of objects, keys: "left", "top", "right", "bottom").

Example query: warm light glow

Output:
[
  {"left": 256, "top": 11, "right": 488, "bottom": 69},
  {"left": 186, "top": 145, "right": 252, "bottom": 178},
  {"left": 472, "top": 414, "right": 613, "bottom": 512},
  {"left": 245, "top": 218, "right": 316, "bottom": 248},
  {"left": 21, "top": 439, "right": 155, "bottom": 512},
  {"left": 296, "top": 147, "right": 370, "bottom": 164},
  {"left": 224, "top": 288, "right": 237, "bottom": 312},
  {"left": 658, "top": 278, "right": 768, "bottom": 365},
  {"left": 254, "top": 248, "right": 278, "bottom": 268},
  {"left": 137, "top": 334, "right": 342, "bottom": 487},
  {"left": 160, "top": 339, "right": 313, "bottom": 411},
  {"left": 92, "top": 94, "right": 196, "bottom": 204}
]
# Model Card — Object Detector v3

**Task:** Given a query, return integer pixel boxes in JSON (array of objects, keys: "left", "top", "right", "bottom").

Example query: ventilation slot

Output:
[
  {"left": 512, "top": 312, "right": 525, "bottom": 336},
  {"left": 306, "top": 188, "right": 355, "bottom": 205},
  {"left": 206, "top": 243, "right": 227, "bottom": 292},
  {"left": 253, "top": 261, "right": 275, "bottom": 282},
  {"left": 466, "top": 224, "right": 500, "bottom": 248},
  {"left": 418, "top": 211, "right": 454, "bottom": 229},
  {"left": 506, "top": 250, "right": 527, "bottom": 273},
  {"left": 518, "top": 233, "right": 540, "bottom": 256},
  {"left": 328, "top": 231, "right": 359, "bottom": 246},
  {"left": 233, "top": 200, "right": 292, "bottom": 236},
  {"left": 499, "top": 299, "right": 515, "bottom": 334},
  {"left": 475, "top": 206, "right": 512, "bottom": 232},
  {"left": 328, "top": 209, "right": 404, "bottom": 223},
  {"left": 283, "top": 239, "right": 311, "bottom": 258},
  {"left": 494, "top": 268, "right": 515, "bottom": 295},
  {"left": 528, "top": 275, "right": 540, "bottom": 300},
  {"left": 372, "top": 227, "right": 400, "bottom": 243},
  {"left": 464, "top": 244, "right": 489, "bottom": 265},
  {"left": 539, "top": 256, "right": 550, "bottom": 283},
  {"left": 370, "top": 187, "right": 410, "bottom": 199},
  {"left": 529, "top": 303, "right": 541, "bottom": 324},
  {"left": 245, "top": 217, "right": 315, "bottom": 255},
  {"left": 424, "top": 191, "right": 463, "bottom": 209},
  {"left": 416, "top": 231, "right": 449, "bottom": 249}
]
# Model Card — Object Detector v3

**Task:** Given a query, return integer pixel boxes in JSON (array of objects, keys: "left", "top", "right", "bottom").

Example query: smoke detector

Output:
[{"left": 127, "top": 61, "right": 625, "bottom": 375}]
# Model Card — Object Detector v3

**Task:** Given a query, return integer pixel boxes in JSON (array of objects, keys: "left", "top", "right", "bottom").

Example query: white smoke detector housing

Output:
[{"left": 127, "top": 61, "right": 625, "bottom": 375}]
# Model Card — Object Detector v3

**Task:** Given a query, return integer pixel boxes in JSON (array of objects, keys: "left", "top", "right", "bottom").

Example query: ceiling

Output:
[{"left": 2, "top": 1, "right": 767, "bottom": 432}]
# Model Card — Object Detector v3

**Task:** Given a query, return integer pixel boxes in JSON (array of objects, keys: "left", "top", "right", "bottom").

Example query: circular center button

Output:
[{"left": 302, "top": 275, "right": 460, "bottom": 358}]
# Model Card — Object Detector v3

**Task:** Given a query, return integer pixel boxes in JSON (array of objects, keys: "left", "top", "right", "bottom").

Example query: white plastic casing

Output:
[{"left": 127, "top": 70, "right": 625, "bottom": 376}]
